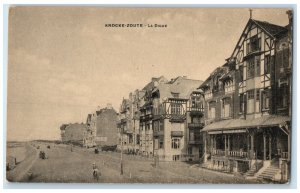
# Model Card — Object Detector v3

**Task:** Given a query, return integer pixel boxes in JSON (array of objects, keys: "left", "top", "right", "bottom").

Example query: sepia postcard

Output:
[{"left": 6, "top": 6, "right": 293, "bottom": 184}]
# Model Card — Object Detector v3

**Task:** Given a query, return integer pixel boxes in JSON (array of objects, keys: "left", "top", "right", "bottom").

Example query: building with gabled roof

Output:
[
  {"left": 199, "top": 13, "right": 292, "bottom": 183},
  {"left": 149, "top": 76, "right": 203, "bottom": 161}
]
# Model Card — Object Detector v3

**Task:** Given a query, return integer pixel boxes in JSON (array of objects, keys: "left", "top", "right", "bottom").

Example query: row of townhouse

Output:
[
  {"left": 117, "top": 11, "right": 292, "bottom": 182},
  {"left": 200, "top": 12, "right": 292, "bottom": 182},
  {"left": 118, "top": 76, "right": 206, "bottom": 161},
  {"left": 60, "top": 104, "right": 119, "bottom": 148}
]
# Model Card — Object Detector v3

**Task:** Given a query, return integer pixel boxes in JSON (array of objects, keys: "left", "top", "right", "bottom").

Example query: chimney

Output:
[{"left": 183, "top": 76, "right": 187, "bottom": 79}]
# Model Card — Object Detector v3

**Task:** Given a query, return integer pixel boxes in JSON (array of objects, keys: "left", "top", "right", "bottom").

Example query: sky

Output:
[{"left": 6, "top": 7, "right": 290, "bottom": 141}]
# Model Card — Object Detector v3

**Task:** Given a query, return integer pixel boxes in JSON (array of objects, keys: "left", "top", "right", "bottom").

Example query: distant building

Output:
[
  {"left": 60, "top": 123, "right": 86, "bottom": 145},
  {"left": 118, "top": 89, "right": 145, "bottom": 154},
  {"left": 83, "top": 104, "right": 118, "bottom": 148}
]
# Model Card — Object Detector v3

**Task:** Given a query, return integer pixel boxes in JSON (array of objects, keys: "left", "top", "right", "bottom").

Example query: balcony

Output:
[
  {"left": 212, "top": 149, "right": 248, "bottom": 158},
  {"left": 188, "top": 123, "right": 204, "bottom": 129},
  {"left": 140, "top": 114, "right": 153, "bottom": 122},
  {"left": 188, "top": 107, "right": 204, "bottom": 116},
  {"left": 169, "top": 115, "right": 186, "bottom": 123},
  {"left": 228, "top": 150, "right": 248, "bottom": 158}
]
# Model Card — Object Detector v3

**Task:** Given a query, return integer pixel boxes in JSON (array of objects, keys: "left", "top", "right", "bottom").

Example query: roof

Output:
[
  {"left": 198, "top": 65, "right": 228, "bottom": 89},
  {"left": 96, "top": 107, "right": 117, "bottom": 116},
  {"left": 229, "top": 18, "right": 288, "bottom": 60},
  {"left": 252, "top": 19, "right": 288, "bottom": 37},
  {"left": 202, "top": 115, "right": 290, "bottom": 132},
  {"left": 142, "top": 76, "right": 168, "bottom": 91},
  {"left": 154, "top": 76, "right": 203, "bottom": 100}
]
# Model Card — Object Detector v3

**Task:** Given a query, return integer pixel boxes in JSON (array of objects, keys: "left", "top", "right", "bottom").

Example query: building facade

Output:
[
  {"left": 83, "top": 104, "right": 119, "bottom": 148},
  {"left": 150, "top": 76, "right": 203, "bottom": 161},
  {"left": 60, "top": 123, "right": 86, "bottom": 145},
  {"left": 117, "top": 90, "right": 145, "bottom": 154},
  {"left": 139, "top": 76, "right": 168, "bottom": 157},
  {"left": 200, "top": 16, "right": 292, "bottom": 182}
]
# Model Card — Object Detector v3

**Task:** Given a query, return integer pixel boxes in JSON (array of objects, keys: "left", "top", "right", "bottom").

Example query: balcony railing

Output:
[
  {"left": 228, "top": 150, "right": 248, "bottom": 158},
  {"left": 188, "top": 107, "right": 204, "bottom": 116},
  {"left": 212, "top": 149, "right": 249, "bottom": 158},
  {"left": 212, "top": 149, "right": 225, "bottom": 156}
]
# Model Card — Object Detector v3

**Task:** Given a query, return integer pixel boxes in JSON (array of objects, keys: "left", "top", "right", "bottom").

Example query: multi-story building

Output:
[
  {"left": 151, "top": 76, "right": 203, "bottom": 161},
  {"left": 60, "top": 123, "right": 86, "bottom": 145},
  {"left": 200, "top": 14, "right": 292, "bottom": 182},
  {"left": 186, "top": 87, "right": 206, "bottom": 162},
  {"left": 83, "top": 104, "right": 119, "bottom": 148},
  {"left": 139, "top": 76, "right": 168, "bottom": 157},
  {"left": 118, "top": 90, "right": 145, "bottom": 154}
]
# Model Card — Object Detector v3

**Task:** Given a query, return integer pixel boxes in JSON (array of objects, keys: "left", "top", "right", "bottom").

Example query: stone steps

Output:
[{"left": 257, "top": 164, "right": 280, "bottom": 181}]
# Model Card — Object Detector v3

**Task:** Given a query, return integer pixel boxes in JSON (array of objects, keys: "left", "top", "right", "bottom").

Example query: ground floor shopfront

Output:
[{"left": 202, "top": 115, "right": 290, "bottom": 182}]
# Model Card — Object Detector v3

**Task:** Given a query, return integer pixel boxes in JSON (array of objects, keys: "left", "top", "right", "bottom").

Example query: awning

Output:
[{"left": 203, "top": 115, "right": 290, "bottom": 133}]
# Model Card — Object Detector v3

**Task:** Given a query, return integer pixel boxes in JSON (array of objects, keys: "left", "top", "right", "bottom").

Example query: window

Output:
[
  {"left": 262, "top": 89, "right": 270, "bottom": 110},
  {"left": 188, "top": 147, "right": 193, "bottom": 155},
  {"left": 208, "top": 102, "right": 216, "bottom": 119},
  {"left": 247, "top": 35, "right": 261, "bottom": 53},
  {"left": 247, "top": 90, "right": 255, "bottom": 113},
  {"left": 239, "top": 65, "right": 244, "bottom": 82},
  {"left": 213, "top": 76, "right": 220, "bottom": 92},
  {"left": 189, "top": 131, "right": 194, "bottom": 141},
  {"left": 248, "top": 90, "right": 254, "bottom": 99},
  {"left": 278, "top": 84, "right": 288, "bottom": 108},
  {"left": 145, "top": 123, "right": 150, "bottom": 131},
  {"left": 171, "top": 103, "right": 182, "bottom": 115},
  {"left": 172, "top": 155, "right": 180, "bottom": 161},
  {"left": 264, "top": 55, "right": 271, "bottom": 74},
  {"left": 191, "top": 96, "right": 201, "bottom": 108},
  {"left": 159, "top": 120, "right": 164, "bottom": 131},
  {"left": 239, "top": 94, "right": 245, "bottom": 113},
  {"left": 247, "top": 58, "right": 255, "bottom": 79},
  {"left": 153, "top": 121, "right": 159, "bottom": 132},
  {"left": 159, "top": 138, "right": 164, "bottom": 149},
  {"left": 171, "top": 138, "right": 180, "bottom": 149},
  {"left": 222, "top": 98, "right": 231, "bottom": 118},
  {"left": 255, "top": 56, "right": 260, "bottom": 77}
]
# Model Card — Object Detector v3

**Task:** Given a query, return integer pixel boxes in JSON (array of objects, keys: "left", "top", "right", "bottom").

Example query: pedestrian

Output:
[{"left": 92, "top": 162, "right": 100, "bottom": 181}]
